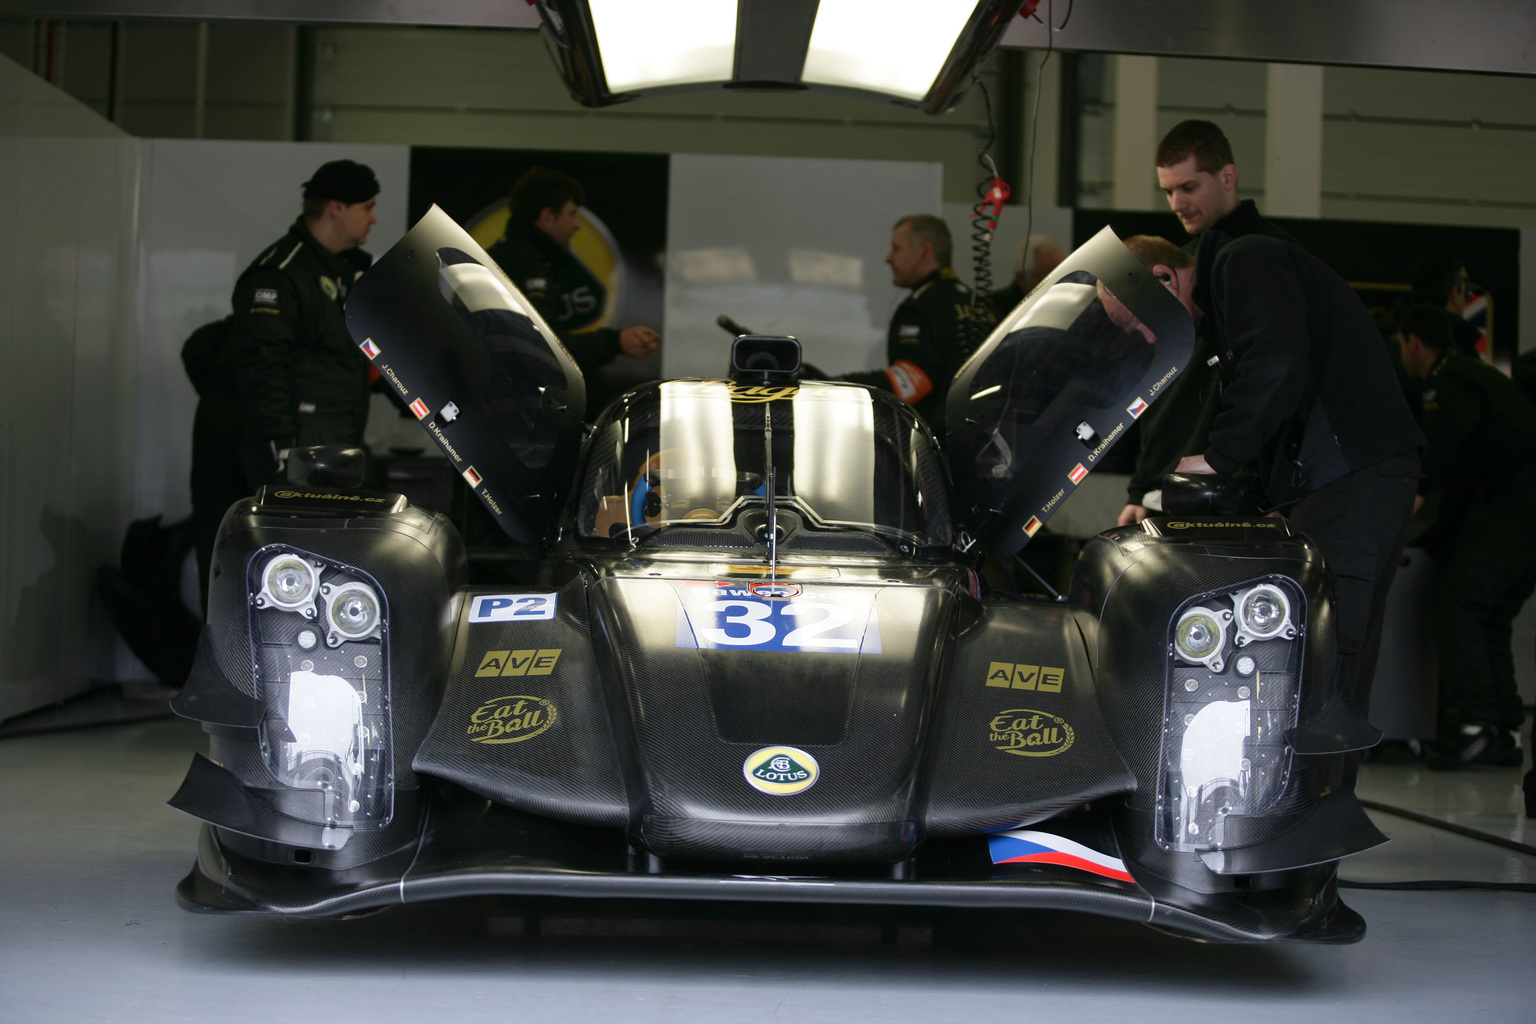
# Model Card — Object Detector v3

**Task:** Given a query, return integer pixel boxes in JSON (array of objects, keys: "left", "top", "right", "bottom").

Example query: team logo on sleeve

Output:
[
  {"left": 253, "top": 288, "right": 279, "bottom": 306},
  {"left": 743, "top": 746, "right": 820, "bottom": 795}
]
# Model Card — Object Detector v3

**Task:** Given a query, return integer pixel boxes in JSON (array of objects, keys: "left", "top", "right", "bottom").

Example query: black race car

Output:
[{"left": 169, "top": 209, "right": 1385, "bottom": 942}]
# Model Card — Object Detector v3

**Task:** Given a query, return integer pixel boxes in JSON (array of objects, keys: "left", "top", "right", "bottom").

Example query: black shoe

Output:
[{"left": 1424, "top": 724, "right": 1524, "bottom": 770}]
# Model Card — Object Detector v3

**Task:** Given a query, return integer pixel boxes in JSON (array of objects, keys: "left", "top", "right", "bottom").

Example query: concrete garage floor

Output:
[{"left": 2, "top": 713, "right": 1533, "bottom": 1024}]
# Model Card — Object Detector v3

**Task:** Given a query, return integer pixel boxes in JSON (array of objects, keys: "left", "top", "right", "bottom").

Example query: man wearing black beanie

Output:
[
  {"left": 224, "top": 159, "right": 379, "bottom": 483},
  {"left": 190, "top": 159, "right": 381, "bottom": 595}
]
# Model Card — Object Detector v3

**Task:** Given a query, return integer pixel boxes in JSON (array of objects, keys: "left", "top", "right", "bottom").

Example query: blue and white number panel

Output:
[{"left": 674, "top": 581, "right": 882, "bottom": 655}]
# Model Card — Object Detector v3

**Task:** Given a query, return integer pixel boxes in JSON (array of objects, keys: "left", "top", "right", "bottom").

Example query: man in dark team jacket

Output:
[
  {"left": 1113, "top": 231, "right": 1424, "bottom": 750},
  {"left": 842, "top": 214, "right": 994, "bottom": 432},
  {"left": 1397, "top": 304, "right": 1535, "bottom": 768},
  {"left": 221, "top": 159, "right": 380, "bottom": 491},
  {"left": 485, "top": 167, "right": 659, "bottom": 378},
  {"left": 1119, "top": 120, "right": 1299, "bottom": 526}
]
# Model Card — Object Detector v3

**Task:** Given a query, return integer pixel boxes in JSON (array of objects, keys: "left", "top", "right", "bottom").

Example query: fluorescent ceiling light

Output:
[
  {"left": 802, "top": 0, "right": 979, "bottom": 102},
  {"left": 588, "top": 0, "right": 740, "bottom": 93}
]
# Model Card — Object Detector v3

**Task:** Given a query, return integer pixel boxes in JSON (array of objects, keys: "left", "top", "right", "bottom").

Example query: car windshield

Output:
[{"left": 575, "top": 380, "right": 952, "bottom": 550}]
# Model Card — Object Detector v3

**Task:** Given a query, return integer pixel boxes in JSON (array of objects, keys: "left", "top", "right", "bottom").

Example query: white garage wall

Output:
[
  {"left": 663, "top": 154, "right": 942, "bottom": 381},
  {"left": 0, "top": 54, "right": 138, "bottom": 718}
]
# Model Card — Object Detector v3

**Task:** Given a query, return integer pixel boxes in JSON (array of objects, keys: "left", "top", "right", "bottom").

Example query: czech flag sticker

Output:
[
  {"left": 1069, "top": 463, "right": 1088, "bottom": 485},
  {"left": 359, "top": 338, "right": 381, "bottom": 359},
  {"left": 987, "top": 829, "right": 1134, "bottom": 883},
  {"left": 1127, "top": 396, "right": 1148, "bottom": 419},
  {"left": 410, "top": 398, "right": 430, "bottom": 420},
  {"left": 462, "top": 466, "right": 483, "bottom": 487}
]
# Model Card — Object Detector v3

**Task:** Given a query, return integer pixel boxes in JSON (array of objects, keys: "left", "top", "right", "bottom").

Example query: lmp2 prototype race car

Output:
[{"left": 169, "top": 208, "right": 1387, "bottom": 942}]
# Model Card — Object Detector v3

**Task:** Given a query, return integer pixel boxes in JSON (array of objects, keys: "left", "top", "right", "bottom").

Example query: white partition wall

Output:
[
  {"left": 1, "top": 54, "right": 412, "bottom": 718},
  {"left": 663, "top": 154, "right": 942, "bottom": 380},
  {"left": 0, "top": 56, "right": 139, "bottom": 718}
]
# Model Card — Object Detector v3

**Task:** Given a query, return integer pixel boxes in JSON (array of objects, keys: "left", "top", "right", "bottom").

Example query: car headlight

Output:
[
  {"left": 1234, "top": 583, "right": 1294, "bottom": 644},
  {"left": 255, "top": 553, "right": 320, "bottom": 616},
  {"left": 246, "top": 545, "right": 393, "bottom": 830},
  {"left": 1158, "top": 578, "right": 1305, "bottom": 853},
  {"left": 324, "top": 581, "right": 382, "bottom": 645},
  {"left": 1174, "top": 605, "right": 1228, "bottom": 670}
]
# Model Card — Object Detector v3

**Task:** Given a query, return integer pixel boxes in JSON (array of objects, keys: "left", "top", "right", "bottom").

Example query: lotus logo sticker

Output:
[
  {"left": 467, "top": 695, "right": 557, "bottom": 744},
  {"left": 989, "top": 710, "right": 1075, "bottom": 757},
  {"left": 743, "top": 745, "right": 820, "bottom": 796}
]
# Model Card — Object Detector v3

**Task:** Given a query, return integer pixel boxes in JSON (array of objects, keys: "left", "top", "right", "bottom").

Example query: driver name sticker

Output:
[
  {"left": 470, "top": 593, "right": 558, "bottom": 622},
  {"left": 675, "top": 583, "right": 881, "bottom": 654},
  {"left": 743, "top": 745, "right": 820, "bottom": 796}
]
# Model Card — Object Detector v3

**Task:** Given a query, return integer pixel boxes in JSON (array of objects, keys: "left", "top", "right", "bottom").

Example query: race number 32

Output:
[{"left": 675, "top": 585, "right": 881, "bottom": 654}]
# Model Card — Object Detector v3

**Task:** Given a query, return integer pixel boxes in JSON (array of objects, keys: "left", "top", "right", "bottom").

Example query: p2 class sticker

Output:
[
  {"left": 986, "top": 829, "right": 1134, "bottom": 883},
  {"left": 469, "top": 593, "right": 558, "bottom": 623},
  {"left": 674, "top": 583, "right": 881, "bottom": 654},
  {"left": 743, "top": 746, "right": 820, "bottom": 796}
]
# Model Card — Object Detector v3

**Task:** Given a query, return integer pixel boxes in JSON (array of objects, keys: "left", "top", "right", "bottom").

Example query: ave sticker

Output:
[{"left": 743, "top": 746, "right": 820, "bottom": 796}]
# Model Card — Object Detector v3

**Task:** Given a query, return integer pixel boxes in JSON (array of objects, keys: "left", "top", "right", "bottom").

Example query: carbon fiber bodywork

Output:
[{"left": 170, "top": 209, "right": 1379, "bottom": 943}]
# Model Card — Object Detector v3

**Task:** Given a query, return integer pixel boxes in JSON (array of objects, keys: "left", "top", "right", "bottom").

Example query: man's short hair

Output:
[
  {"left": 1156, "top": 119, "right": 1236, "bottom": 174},
  {"left": 1410, "top": 257, "right": 1466, "bottom": 306},
  {"left": 1398, "top": 303, "right": 1454, "bottom": 353},
  {"left": 894, "top": 214, "right": 952, "bottom": 267},
  {"left": 1015, "top": 234, "right": 1064, "bottom": 278},
  {"left": 510, "top": 167, "right": 586, "bottom": 228},
  {"left": 1122, "top": 234, "right": 1193, "bottom": 271}
]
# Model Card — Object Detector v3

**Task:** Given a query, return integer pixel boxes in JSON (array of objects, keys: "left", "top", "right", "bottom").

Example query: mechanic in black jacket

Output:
[
  {"left": 1396, "top": 303, "right": 1536, "bottom": 768},
  {"left": 1109, "top": 231, "right": 1424, "bottom": 744},
  {"left": 485, "top": 167, "right": 659, "bottom": 378},
  {"left": 841, "top": 214, "right": 994, "bottom": 432},
  {"left": 1119, "top": 120, "right": 1299, "bottom": 526},
  {"left": 220, "top": 159, "right": 380, "bottom": 491}
]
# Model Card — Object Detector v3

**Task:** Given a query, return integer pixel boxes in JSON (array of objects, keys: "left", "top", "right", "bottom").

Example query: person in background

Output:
[
  {"left": 987, "top": 233, "right": 1065, "bottom": 317},
  {"left": 1410, "top": 257, "right": 1484, "bottom": 358},
  {"left": 841, "top": 214, "right": 995, "bottom": 432},
  {"left": 485, "top": 166, "right": 659, "bottom": 377},
  {"left": 1397, "top": 303, "right": 1536, "bottom": 769}
]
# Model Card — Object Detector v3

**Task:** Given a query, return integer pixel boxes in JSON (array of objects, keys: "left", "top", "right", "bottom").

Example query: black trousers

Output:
[
  {"left": 1288, "top": 452, "right": 1421, "bottom": 723},
  {"left": 1431, "top": 488, "right": 1536, "bottom": 734},
  {"left": 189, "top": 395, "right": 249, "bottom": 611}
]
